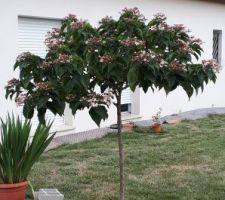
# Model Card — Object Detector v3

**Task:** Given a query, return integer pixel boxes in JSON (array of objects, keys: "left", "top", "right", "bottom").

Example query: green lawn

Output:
[{"left": 29, "top": 115, "right": 225, "bottom": 200}]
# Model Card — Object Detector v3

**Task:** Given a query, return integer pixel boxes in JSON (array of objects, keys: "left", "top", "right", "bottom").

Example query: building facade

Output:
[{"left": 0, "top": 0, "right": 224, "bottom": 136}]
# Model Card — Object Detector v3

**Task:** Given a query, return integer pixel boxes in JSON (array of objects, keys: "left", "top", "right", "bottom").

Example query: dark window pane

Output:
[
  {"left": 121, "top": 104, "right": 129, "bottom": 112},
  {"left": 213, "top": 30, "right": 222, "bottom": 64}
]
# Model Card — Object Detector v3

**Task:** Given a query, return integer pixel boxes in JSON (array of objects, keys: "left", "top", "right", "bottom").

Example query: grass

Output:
[{"left": 28, "top": 115, "right": 225, "bottom": 200}]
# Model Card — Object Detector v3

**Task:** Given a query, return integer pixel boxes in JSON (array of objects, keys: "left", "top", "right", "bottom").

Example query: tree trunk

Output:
[{"left": 116, "top": 90, "right": 125, "bottom": 200}]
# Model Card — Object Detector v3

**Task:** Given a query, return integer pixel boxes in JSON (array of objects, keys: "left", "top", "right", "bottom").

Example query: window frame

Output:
[{"left": 213, "top": 29, "right": 222, "bottom": 65}]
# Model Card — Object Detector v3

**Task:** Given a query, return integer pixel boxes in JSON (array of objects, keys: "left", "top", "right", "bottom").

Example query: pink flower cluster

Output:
[
  {"left": 15, "top": 94, "right": 30, "bottom": 106},
  {"left": 169, "top": 60, "right": 185, "bottom": 71},
  {"left": 132, "top": 50, "right": 156, "bottom": 64},
  {"left": 45, "top": 28, "right": 62, "bottom": 50},
  {"left": 64, "top": 14, "right": 77, "bottom": 21},
  {"left": 70, "top": 20, "right": 86, "bottom": 30},
  {"left": 16, "top": 52, "right": 33, "bottom": 62},
  {"left": 81, "top": 92, "right": 113, "bottom": 107},
  {"left": 120, "top": 37, "right": 145, "bottom": 47},
  {"left": 149, "top": 13, "right": 190, "bottom": 33},
  {"left": 35, "top": 82, "right": 52, "bottom": 91},
  {"left": 149, "top": 13, "right": 168, "bottom": 31},
  {"left": 53, "top": 54, "right": 73, "bottom": 64},
  {"left": 149, "top": 23, "right": 169, "bottom": 32},
  {"left": 101, "top": 92, "right": 114, "bottom": 106},
  {"left": 38, "top": 61, "right": 52, "bottom": 70},
  {"left": 99, "top": 16, "right": 114, "bottom": 24},
  {"left": 159, "top": 59, "right": 169, "bottom": 68},
  {"left": 7, "top": 78, "right": 19, "bottom": 87},
  {"left": 86, "top": 36, "right": 102, "bottom": 45},
  {"left": 65, "top": 94, "right": 76, "bottom": 102},
  {"left": 172, "top": 24, "right": 187, "bottom": 32},
  {"left": 177, "top": 39, "right": 194, "bottom": 54},
  {"left": 189, "top": 36, "right": 203, "bottom": 46},
  {"left": 63, "top": 14, "right": 86, "bottom": 30},
  {"left": 121, "top": 7, "right": 146, "bottom": 22},
  {"left": 154, "top": 13, "right": 167, "bottom": 22},
  {"left": 99, "top": 54, "right": 113, "bottom": 64},
  {"left": 202, "top": 59, "right": 220, "bottom": 73},
  {"left": 176, "top": 36, "right": 203, "bottom": 54}
]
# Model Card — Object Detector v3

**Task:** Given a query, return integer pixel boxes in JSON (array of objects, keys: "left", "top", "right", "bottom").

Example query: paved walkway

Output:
[
  {"left": 47, "top": 107, "right": 225, "bottom": 151},
  {"left": 46, "top": 127, "right": 117, "bottom": 151},
  {"left": 135, "top": 107, "right": 225, "bottom": 127}
]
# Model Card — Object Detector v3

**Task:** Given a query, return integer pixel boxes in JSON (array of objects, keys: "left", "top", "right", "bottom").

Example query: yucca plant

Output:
[{"left": 0, "top": 115, "right": 55, "bottom": 184}]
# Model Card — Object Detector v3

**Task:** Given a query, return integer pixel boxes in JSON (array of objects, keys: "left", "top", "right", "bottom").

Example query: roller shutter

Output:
[{"left": 18, "top": 17, "right": 64, "bottom": 128}]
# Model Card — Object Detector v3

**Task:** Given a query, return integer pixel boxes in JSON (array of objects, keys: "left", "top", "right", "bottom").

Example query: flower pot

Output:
[
  {"left": 0, "top": 181, "right": 28, "bottom": 200},
  {"left": 151, "top": 123, "right": 161, "bottom": 132}
]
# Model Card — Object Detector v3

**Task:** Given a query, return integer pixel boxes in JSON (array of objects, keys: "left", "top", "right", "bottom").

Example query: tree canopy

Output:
[{"left": 6, "top": 7, "right": 219, "bottom": 126}]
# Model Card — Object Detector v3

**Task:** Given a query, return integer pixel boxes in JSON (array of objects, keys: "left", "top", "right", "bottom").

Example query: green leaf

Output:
[
  {"left": 23, "top": 104, "right": 34, "bottom": 119},
  {"left": 100, "top": 84, "right": 108, "bottom": 93},
  {"left": 36, "top": 96, "right": 49, "bottom": 110},
  {"left": 65, "top": 77, "right": 77, "bottom": 93},
  {"left": 128, "top": 67, "right": 138, "bottom": 91},
  {"left": 51, "top": 99, "right": 65, "bottom": 116},
  {"left": 21, "top": 76, "right": 32, "bottom": 89},
  {"left": 70, "top": 101, "right": 85, "bottom": 115},
  {"left": 37, "top": 108, "right": 47, "bottom": 125},
  {"left": 181, "top": 82, "right": 194, "bottom": 98},
  {"left": 89, "top": 106, "right": 108, "bottom": 127}
]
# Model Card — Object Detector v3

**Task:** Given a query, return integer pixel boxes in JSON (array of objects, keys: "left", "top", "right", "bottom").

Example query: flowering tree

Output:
[
  {"left": 84, "top": 8, "right": 219, "bottom": 200},
  {"left": 6, "top": 8, "right": 219, "bottom": 200}
]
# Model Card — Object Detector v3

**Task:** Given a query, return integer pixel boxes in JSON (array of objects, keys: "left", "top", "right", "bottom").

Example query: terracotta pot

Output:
[
  {"left": 151, "top": 123, "right": 161, "bottom": 132},
  {"left": 0, "top": 181, "right": 28, "bottom": 200}
]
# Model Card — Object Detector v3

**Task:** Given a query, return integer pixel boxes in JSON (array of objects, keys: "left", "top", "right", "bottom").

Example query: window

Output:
[
  {"left": 121, "top": 88, "right": 132, "bottom": 114},
  {"left": 213, "top": 30, "right": 222, "bottom": 64},
  {"left": 121, "top": 103, "right": 131, "bottom": 113},
  {"left": 18, "top": 17, "right": 67, "bottom": 129}
]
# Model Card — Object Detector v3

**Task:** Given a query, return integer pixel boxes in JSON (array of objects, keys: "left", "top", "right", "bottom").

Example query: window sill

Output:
[{"left": 122, "top": 113, "right": 142, "bottom": 122}]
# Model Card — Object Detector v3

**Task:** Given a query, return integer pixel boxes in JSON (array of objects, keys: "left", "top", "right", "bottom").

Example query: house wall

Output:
[
  {"left": 0, "top": 0, "right": 224, "bottom": 134},
  {"left": 138, "top": 0, "right": 225, "bottom": 119}
]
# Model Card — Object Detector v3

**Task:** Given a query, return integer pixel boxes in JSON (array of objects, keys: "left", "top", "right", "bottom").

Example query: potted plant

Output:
[
  {"left": 151, "top": 108, "right": 162, "bottom": 132},
  {"left": 0, "top": 114, "right": 55, "bottom": 200}
]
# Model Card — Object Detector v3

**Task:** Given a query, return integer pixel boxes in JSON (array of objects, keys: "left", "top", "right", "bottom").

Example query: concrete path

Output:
[
  {"left": 46, "top": 127, "right": 117, "bottom": 151},
  {"left": 135, "top": 107, "right": 225, "bottom": 127},
  {"left": 47, "top": 107, "right": 225, "bottom": 151}
]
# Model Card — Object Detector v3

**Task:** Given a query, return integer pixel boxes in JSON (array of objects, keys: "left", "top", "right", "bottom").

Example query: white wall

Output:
[
  {"left": 138, "top": 0, "right": 225, "bottom": 119},
  {"left": 0, "top": 0, "right": 225, "bottom": 133}
]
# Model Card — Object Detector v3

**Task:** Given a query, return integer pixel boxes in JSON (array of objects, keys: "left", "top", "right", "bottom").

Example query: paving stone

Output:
[
  {"left": 53, "top": 127, "right": 116, "bottom": 145},
  {"left": 37, "top": 189, "right": 64, "bottom": 200}
]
